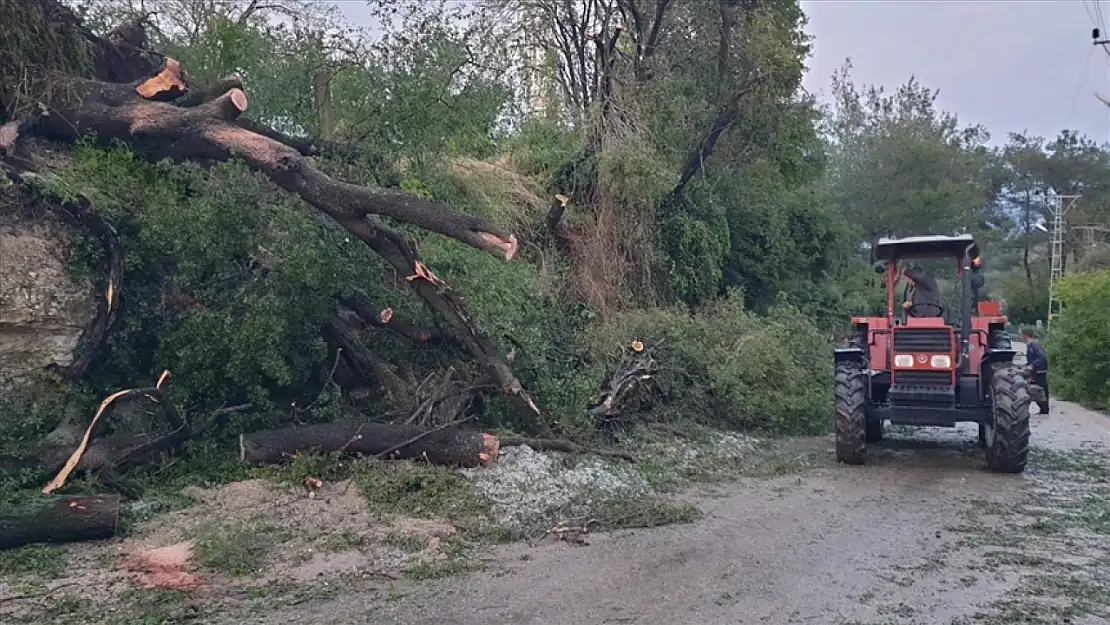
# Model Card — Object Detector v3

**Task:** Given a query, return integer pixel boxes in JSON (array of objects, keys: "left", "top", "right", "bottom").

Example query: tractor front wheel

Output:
[
  {"left": 984, "top": 364, "right": 1031, "bottom": 474},
  {"left": 835, "top": 361, "right": 867, "bottom": 465}
]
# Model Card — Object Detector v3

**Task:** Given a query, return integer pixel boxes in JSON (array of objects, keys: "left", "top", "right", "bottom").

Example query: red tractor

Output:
[{"left": 834, "top": 234, "right": 1032, "bottom": 473}]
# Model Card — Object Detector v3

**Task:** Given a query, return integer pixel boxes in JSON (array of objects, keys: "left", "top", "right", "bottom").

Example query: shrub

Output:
[
  {"left": 1047, "top": 270, "right": 1110, "bottom": 409},
  {"left": 994, "top": 267, "right": 1048, "bottom": 326},
  {"left": 585, "top": 292, "right": 832, "bottom": 435}
]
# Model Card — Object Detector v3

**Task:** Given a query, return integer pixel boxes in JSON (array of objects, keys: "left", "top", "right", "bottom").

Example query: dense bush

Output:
[
  {"left": 994, "top": 267, "right": 1049, "bottom": 326},
  {"left": 586, "top": 292, "right": 832, "bottom": 435},
  {"left": 1047, "top": 270, "right": 1110, "bottom": 409}
]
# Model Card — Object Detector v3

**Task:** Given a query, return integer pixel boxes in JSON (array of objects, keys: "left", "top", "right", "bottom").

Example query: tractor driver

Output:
[{"left": 901, "top": 265, "right": 942, "bottom": 317}]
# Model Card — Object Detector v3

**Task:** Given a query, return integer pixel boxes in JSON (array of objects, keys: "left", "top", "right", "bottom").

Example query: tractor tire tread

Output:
[
  {"left": 985, "top": 363, "right": 1031, "bottom": 474},
  {"left": 835, "top": 361, "right": 867, "bottom": 465}
]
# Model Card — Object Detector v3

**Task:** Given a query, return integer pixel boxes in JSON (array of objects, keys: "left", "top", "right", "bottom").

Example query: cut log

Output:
[
  {"left": 239, "top": 423, "right": 500, "bottom": 468},
  {"left": 0, "top": 495, "right": 121, "bottom": 550}
]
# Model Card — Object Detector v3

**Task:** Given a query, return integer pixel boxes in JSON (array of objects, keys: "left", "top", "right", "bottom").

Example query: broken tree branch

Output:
[
  {"left": 42, "top": 370, "right": 179, "bottom": 494},
  {"left": 344, "top": 290, "right": 456, "bottom": 348},
  {"left": 356, "top": 218, "right": 544, "bottom": 427},
  {"left": 28, "top": 61, "right": 519, "bottom": 260}
]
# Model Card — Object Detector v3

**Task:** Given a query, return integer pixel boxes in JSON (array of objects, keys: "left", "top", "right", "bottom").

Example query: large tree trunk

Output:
[
  {"left": 0, "top": 495, "right": 121, "bottom": 550},
  {"left": 239, "top": 422, "right": 501, "bottom": 467}
]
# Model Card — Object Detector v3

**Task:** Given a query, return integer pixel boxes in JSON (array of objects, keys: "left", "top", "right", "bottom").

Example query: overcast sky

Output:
[{"left": 331, "top": 0, "right": 1110, "bottom": 146}]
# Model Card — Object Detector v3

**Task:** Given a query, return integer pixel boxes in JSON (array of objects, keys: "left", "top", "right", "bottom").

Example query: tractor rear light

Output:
[
  {"left": 894, "top": 354, "right": 914, "bottom": 368},
  {"left": 930, "top": 355, "right": 951, "bottom": 368}
]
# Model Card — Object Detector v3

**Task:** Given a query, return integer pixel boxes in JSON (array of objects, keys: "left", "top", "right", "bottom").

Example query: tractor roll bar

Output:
[{"left": 958, "top": 243, "right": 975, "bottom": 373}]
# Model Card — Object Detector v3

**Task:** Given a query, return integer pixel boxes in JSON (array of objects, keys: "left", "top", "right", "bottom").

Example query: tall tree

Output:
[{"left": 824, "top": 61, "right": 996, "bottom": 242}]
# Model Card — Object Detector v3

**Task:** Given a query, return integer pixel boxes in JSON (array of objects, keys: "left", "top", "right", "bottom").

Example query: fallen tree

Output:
[
  {"left": 0, "top": 494, "right": 121, "bottom": 550},
  {"left": 0, "top": 0, "right": 544, "bottom": 431},
  {"left": 239, "top": 422, "right": 501, "bottom": 467}
]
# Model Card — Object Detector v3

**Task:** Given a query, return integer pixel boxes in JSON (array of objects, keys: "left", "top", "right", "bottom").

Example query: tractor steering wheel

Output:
[{"left": 907, "top": 302, "right": 945, "bottom": 318}]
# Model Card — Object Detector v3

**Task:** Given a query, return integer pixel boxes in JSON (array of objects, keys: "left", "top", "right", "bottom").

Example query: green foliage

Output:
[
  {"left": 0, "top": 544, "right": 67, "bottom": 580},
  {"left": 825, "top": 62, "right": 996, "bottom": 239},
  {"left": 355, "top": 461, "right": 489, "bottom": 520},
  {"left": 1047, "top": 270, "right": 1110, "bottom": 409},
  {"left": 194, "top": 521, "right": 284, "bottom": 577},
  {"left": 501, "top": 119, "right": 585, "bottom": 184},
  {"left": 587, "top": 293, "right": 832, "bottom": 435},
  {"left": 47, "top": 145, "right": 384, "bottom": 421},
  {"left": 660, "top": 208, "right": 729, "bottom": 309},
  {"left": 995, "top": 268, "right": 1049, "bottom": 326}
]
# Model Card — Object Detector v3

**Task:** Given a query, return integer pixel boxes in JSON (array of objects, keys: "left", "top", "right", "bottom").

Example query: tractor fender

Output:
[{"left": 834, "top": 347, "right": 866, "bottom": 365}]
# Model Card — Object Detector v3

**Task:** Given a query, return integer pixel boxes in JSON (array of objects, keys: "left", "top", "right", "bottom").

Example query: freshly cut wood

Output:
[
  {"left": 239, "top": 423, "right": 500, "bottom": 468},
  {"left": 0, "top": 495, "right": 121, "bottom": 550}
]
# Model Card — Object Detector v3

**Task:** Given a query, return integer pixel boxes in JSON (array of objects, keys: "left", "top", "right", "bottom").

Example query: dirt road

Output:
[{"left": 262, "top": 388, "right": 1110, "bottom": 624}]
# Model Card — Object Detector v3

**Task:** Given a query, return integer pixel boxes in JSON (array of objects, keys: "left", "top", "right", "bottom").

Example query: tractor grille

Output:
[
  {"left": 893, "top": 371, "right": 951, "bottom": 386},
  {"left": 893, "top": 328, "right": 952, "bottom": 352}
]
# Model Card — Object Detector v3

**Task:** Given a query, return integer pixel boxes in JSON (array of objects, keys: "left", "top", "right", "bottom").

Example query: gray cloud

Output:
[{"left": 800, "top": 0, "right": 1108, "bottom": 144}]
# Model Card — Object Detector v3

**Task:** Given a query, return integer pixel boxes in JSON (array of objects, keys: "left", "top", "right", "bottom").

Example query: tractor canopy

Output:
[{"left": 874, "top": 234, "right": 977, "bottom": 261}]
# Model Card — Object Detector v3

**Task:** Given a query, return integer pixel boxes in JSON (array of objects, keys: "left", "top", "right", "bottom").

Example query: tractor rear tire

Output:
[
  {"left": 866, "top": 418, "right": 883, "bottom": 443},
  {"left": 984, "top": 364, "right": 1031, "bottom": 474},
  {"left": 988, "top": 329, "right": 1012, "bottom": 351},
  {"left": 835, "top": 361, "right": 867, "bottom": 465}
]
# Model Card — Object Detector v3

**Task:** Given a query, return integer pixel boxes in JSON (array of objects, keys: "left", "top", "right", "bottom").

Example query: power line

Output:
[{"left": 1090, "top": 0, "right": 1110, "bottom": 57}]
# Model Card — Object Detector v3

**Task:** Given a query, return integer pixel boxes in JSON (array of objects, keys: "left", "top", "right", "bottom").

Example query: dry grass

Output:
[{"left": 446, "top": 156, "right": 549, "bottom": 236}]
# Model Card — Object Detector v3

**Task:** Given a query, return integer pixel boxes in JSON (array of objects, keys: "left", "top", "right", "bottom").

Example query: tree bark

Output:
[
  {"left": 0, "top": 495, "right": 121, "bottom": 550},
  {"left": 239, "top": 422, "right": 500, "bottom": 468}
]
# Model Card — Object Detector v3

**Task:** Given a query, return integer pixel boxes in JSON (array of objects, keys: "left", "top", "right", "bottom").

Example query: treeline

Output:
[{"left": 1, "top": 0, "right": 1107, "bottom": 474}]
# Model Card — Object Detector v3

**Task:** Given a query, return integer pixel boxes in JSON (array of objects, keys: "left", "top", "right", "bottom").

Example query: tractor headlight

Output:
[
  {"left": 894, "top": 354, "right": 914, "bottom": 368},
  {"left": 930, "top": 355, "right": 951, "bottom": 369}
]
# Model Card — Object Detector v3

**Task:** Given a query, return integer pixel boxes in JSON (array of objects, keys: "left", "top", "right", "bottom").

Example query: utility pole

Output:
[
  {"left": 1097, "top": 28, "right": 1110, "bottom": 110},
  {"left": 1047, "top": 194, "right": 1080, "bottom": 332}
]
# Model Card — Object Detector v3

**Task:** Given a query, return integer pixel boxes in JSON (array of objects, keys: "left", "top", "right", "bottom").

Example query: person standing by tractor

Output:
[{"left": 1022, "top": 327, "right": 1050, "bottom": 414}]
